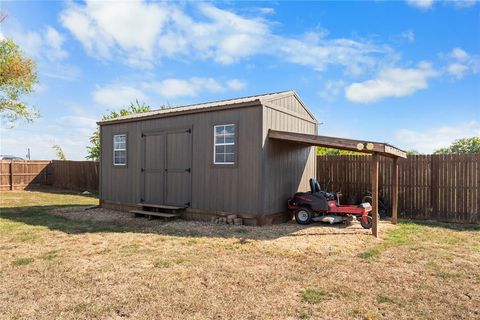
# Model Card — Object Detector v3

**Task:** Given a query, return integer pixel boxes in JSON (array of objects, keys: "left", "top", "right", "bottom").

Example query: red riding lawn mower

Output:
[{"left": 287, "top": 178, "right": 373, "bottom": 229}]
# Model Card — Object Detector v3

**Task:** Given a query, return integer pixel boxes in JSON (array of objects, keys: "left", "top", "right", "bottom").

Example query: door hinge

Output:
[
  {"left": 141, "top": 168, "right": 145, "bottom": 172},
  {"left": 184, "top": 202, "right": 190, "bottom": 206},
  {"left": 140, "top": 198, "right": 145, "bottom": 202},
  {"left": 141, "top": 133, "right": 145, "bottom": 138},
  {"left": 185, "top": 168, "right": 191, "bottom": 173},
  {"left": 186, "top": 128, "right": 191, "bottom": 133}
]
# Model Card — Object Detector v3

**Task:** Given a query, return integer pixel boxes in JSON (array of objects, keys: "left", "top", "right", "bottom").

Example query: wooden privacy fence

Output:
[
  {"left": 317, "top": 154, "right": 480, "bottom": 224},
  {"left": 0, "top": 160, "right": 99, "bottom": 192},
  {"left": 51, "top": 160, "right": 99, "bottom": 192},
  {"left": 0, "top": 161, "right": 51, "bottom": 190}
]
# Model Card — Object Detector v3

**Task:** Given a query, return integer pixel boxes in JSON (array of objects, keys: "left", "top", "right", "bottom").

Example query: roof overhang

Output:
[{"left": 268, "top": 129, "right": 407, "bottom": 158}]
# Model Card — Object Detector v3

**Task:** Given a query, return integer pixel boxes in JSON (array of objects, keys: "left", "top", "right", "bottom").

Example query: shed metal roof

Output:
[{"left": 98, "top": 90, "right": 306, "bottom": 125}]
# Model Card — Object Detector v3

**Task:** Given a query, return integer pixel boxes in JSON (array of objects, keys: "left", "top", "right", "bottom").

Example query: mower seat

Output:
[{"left": 309, "top": 178, "right": 321, "bottom": 194}]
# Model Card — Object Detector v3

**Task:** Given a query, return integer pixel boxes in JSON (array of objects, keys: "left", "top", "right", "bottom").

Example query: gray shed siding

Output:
[
  {"left": 266, "top": 94, "right": 315, "bottom": 120},
  {"left": 99, "top": 92, "right": 318, "bottom": 221},
  {"left": 100, "top": 105, "right": 263, "bottom": 215},
  {"left": 261, "top": 99, "right": 317, "bottom": 214}
]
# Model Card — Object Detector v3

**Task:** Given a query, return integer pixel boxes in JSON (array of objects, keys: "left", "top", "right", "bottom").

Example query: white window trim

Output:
[
  {"left": 213, "top": 124, "right": 235, "bottom": 165},
  {"left": 113, "top": 134, "right": 127, "bottom": 166}
]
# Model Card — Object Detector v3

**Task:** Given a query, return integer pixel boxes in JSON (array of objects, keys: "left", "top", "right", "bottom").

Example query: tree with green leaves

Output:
[
  {"left": 0, "top": 38, "right": 38, "bottom": 124},
  {"left": 316, "top": 147, "right": 364, "bottom": 156},
  {"left": 86, "top": 100, "right": 156, "bottom": 160},
  {"left": 406, "top": 149, "right": 420, "bottom": 155},
  {"left": 52, "top": 144, "right": 67, "bottom": 160},
  {"left": 434, "top": 137, "right": 480, "bottom": 154}
]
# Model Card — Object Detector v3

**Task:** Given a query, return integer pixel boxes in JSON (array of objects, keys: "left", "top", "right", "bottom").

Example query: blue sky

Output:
[{"left": 0, "top": 0, "right": 479, "bottom": 159}]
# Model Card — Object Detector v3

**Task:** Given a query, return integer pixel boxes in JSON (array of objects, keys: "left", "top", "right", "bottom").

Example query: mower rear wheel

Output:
[
  {"left": 295, "top": 207, "right": 313, "bottom": 225},
  {"left": 360, "top": 214, "right": 372, "bottom": 229}
]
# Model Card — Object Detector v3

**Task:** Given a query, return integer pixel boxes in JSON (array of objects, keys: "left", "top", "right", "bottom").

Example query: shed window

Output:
[
  {"left": 214, "top": 124, "right": 235, "bottom": 164},
  {"left": 113, "top": 134, "right": 127, "bottom": 166}
]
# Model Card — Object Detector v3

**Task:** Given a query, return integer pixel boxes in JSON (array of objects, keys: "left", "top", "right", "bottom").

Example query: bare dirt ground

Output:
[{"left": 1, "top": 190, "right": 479, "bottom": 320}]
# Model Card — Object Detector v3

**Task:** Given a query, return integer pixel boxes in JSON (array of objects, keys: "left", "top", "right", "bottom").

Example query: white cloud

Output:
[
  {"left": 444, "top": 47, "right": 479, "bottom": 79},
  {"left": 145, "top": 77, "right": 245, "bottom": 99},
  {"left": 401, "top": 30, "right": 415, "bottom": 43},
  {"left": 451, "top": 0, "right": 477, "bottom": 8},
  {"left": 155, "top": 4, "right": 269, "bottom": 65},
  {"left": 451, "top": 47, "right": 468, "bottom": 60},
  {"left": 93, "top": 85, "right": 148, "bottom": 108},
  {"left": 226, "top": 79, "right": 247, "bottom": 90},
  {"left": 258, "top": 7, "right": 275, "bottom": 15},
  {"left": 201, "top": 5, "right": 269, "bottom": 64},
  {"left": 94, "top": 77, "right": 247, "bottom": 105},
  {"left": 147, "top": 79, "right": 206, "bottom": 99},
  {"left": 44, "top": 26, "right": 68, "bottom": 61},
  {"left": 446, "top": 63, "right": 469, "bottom": 79},
  {"left": 41, "top": 63, "right": 81, "bottom": 81},
  {"left": 61, "top": 1, "right": 269, "bottom": 66},
  {"left": 276, "top": 34, "right": 390, "bottom": 75},
  {"left": 60, "top": 1, "right": 392, "bottom": 75},
  {"left": 343, "top": 48, "right": 479, "bottom": 103},
  {"left": 345, "top": 62, "right": 438, "bottom": 103},
  {"left": 407, "top": 0, "right": 477, "bottom": 9},
  {"left": 395, "top": 121, "right": 480, "bottom": 154},
  {"left": 18, "top": 31, "right": 42, "bottom": 57},
  {"left": 318, "top": 80, "right": 346, "bottom": 102},
  {"left": 407, "top": 0, "right": 434, "bottom": 9},
  {"left": 10, "top": 26, "right": 68, "bottom": 61},
  {"left": 60, "top": 0, "right": 167, "bottom": 65}
]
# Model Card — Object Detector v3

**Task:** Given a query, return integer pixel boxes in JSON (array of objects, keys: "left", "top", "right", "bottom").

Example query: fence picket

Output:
[
  {"left": 0, "top": 160, "right": 99, "bottom": 192},
  {"left": 316, "top": 154, "right": 479, "bottom": 224}
]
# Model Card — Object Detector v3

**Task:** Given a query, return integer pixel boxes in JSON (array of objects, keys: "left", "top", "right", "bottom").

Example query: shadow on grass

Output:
[
  {"left": 9, "top": 186, "right": 99, "bottom": 199},
  {"left": 3, "top": 189, "right": 476, "bottom": 240},
  {"left": 4, "top": 205, "right": 477, "bottom": 241},
  {"left": 0, "top": 203, "right": 372, "bottom": 240},
  {"left": 0, "top": 205, "right": 123, "bottom": 234}
]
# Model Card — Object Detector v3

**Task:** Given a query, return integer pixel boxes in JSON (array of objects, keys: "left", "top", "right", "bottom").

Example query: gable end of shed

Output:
[{"left": 261, "top": 91, "right": 317, "bottom": 123}]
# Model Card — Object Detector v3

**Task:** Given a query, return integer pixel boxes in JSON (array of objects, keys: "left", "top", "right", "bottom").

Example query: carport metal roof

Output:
[
  {"left": 268, "top": 130, "right": 407, "bottom": 159},
  {"left": 268, "top": 129, "right": 406, "bottom": 237}
]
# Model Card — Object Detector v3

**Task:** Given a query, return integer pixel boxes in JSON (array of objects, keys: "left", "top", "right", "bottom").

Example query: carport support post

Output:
[
  {"left": 391, "top": 157, "right": 399, "bottom": 225},
  {"left": 371, "top": 153, "right": 379, "bottom": 237}
]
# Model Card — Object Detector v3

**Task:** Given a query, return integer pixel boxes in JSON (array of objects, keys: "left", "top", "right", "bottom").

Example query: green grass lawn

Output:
[
  {"left": 0, "top": 189, "right": 119, "bottom": 234},
  {"left": 1, "top": 189, "right": 479, "bottom": 320}
]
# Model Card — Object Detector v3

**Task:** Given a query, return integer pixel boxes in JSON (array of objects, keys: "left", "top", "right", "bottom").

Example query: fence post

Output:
[
  {"left": 431, "top": 155, "right": 439, "bottom": 221},
  {"left": 391, "top": 157, "right": 399, "bottom": 224},
  {"left": 371, "top": 153, "right": 379, "bottom": 238},
  {"left": 9, "top": 161, "right": 14, "bottom": 190}
]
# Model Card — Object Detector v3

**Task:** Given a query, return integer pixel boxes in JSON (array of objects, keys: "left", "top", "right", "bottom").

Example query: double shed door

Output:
[{"left": 142, "top": 128, "right": 192, "bottom": 206}]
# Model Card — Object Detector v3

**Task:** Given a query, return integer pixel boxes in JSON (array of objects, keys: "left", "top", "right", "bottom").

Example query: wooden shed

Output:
[{"left": 98, "top": 91, "right": 318, "bottom": 225}]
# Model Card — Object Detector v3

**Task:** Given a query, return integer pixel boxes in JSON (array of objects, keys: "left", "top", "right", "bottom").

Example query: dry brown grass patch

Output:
[{"left": 1, "top": 190, "right": 479, "bottom": 319}]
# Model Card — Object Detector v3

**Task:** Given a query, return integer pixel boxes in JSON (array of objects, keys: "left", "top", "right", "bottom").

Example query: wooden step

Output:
[
  {"left": 130, "top": 210, "right": 180, "bottom": 219},
  {"left": 137, "top": 203, "right": 186, "bottom": 210}
]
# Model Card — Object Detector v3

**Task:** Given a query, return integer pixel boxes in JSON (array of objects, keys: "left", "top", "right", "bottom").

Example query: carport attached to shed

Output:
[{"left": 268, "top": 129, "right": 407, "bottom": 237}]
